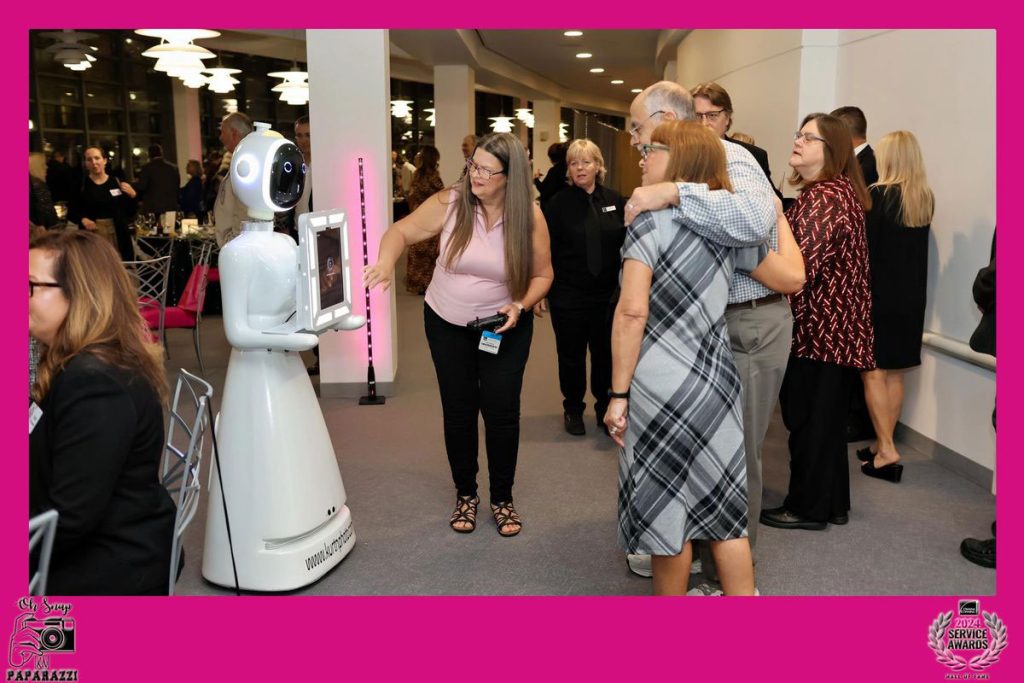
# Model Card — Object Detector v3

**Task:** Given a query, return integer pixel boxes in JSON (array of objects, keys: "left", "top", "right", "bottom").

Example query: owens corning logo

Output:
[
  {"left": 6, "top": 597, "right": 79, "bottom": 681},
  {"left": 928, "top": 599, "right": 1008, "bottom": 678}
]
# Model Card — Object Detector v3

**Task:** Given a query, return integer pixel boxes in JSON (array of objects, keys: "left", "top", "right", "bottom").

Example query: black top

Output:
[
  {"left": 29, "top": 176, "right": 59, "bottom": 229},
  {"left": 725, "top": 136, "right": 783, "bottom": 200},
  {"left": 70, "top": 175, "right": 136, "bottom": 260},
  {"left": 134, "top": 157, "right": 181, "bottom": 215},
  {"left": 30, "top": 353, "right": 175, "bottom": 595},
  {"left": 969, "top": 230, "right": 995, "bottom": 357},
  {"left": 858, "top": 145, "right": 879, "bottom": 186},
  {"left": 865, "top": 185, "right": 930, "bottom": 369},
  {"left": 179, "top": 176, "right": 204, "bottom": 216},
  {"left": 534, "top": 162, "right": 570, "bottom": 211},
  {"left": 46, "top": 160, "right": 78, "bottom": 205},
  {"left": 545, "top": 183, "right": 626, "bottom": 308}
]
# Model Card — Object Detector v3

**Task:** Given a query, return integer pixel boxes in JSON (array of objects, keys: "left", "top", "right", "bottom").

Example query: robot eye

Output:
[{"left": 283, "top": 161, "right": 293, "bottom": 173}]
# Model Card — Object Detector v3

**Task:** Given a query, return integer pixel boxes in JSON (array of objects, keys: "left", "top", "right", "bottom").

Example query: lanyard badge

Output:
[{"left": 478, "top": 330, "right": 502, "bottom": 354}]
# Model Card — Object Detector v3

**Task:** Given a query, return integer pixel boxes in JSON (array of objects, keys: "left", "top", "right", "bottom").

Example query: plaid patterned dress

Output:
[{"left": 618, "top": 209, "right": 748, "bottom": 556}]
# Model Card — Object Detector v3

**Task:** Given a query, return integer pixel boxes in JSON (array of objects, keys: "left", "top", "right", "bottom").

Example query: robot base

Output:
[{"left": 203, "top": 504, "right": 356, "bottom": 592}]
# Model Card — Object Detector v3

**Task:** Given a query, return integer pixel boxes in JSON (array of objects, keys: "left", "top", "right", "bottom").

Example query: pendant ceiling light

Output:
[
  {"left": 41, "top": 30, "right": 99, "bottom": 71},
  {"left": 204, "top": 67, "right": 241, "bottom": 94},
  {"left": 559, "top": 122, "right": 569, "bottom": 143},
  {"left": 390, "top": 100, "right": 413, "bottom": 119},
  {"left": 136, "top": 29, "right": 220, "bottom": 86},
  {"left": 514, "top": 108, "right": 535, "bottom": 128},
  {"left": 425, "top": 108, "right": 436, "bottom": 128},
  {"left": 269, "top": 69, "right": 310, "bottom": 106},
  {"left": 489, "top": 116, "right": 515, "bottom": 134}
]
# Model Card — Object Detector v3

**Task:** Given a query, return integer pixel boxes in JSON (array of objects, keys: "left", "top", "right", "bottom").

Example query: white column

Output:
[
  {"left": 663, "top": 60, "right": 677, "bottom": 83},
  {"left": 531, "top": 99, "right": 561, "bottom": 180},
  {"left": 433, "top": 64, "right": 475, "bottom": 186},
  {"left": 171, "top": 81, "right": 202, "bottom": 184},
  {"left": 307, "top": 29, "right": 397, "bottom": 396},
  {"left": 797, "top": 30, "right": 839, "bottom": 118}
]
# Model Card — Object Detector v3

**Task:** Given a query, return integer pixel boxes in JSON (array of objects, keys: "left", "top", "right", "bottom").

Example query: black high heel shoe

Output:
[
  {"left": 855, "top": 447, "right": 875, "bottom": 462},
  {"left": 861, "top": 459, "right": 903, "bottom": 483}
]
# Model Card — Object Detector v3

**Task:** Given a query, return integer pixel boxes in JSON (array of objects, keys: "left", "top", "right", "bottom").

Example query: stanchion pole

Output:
[{"left": 357, "top": 156, "right": 385, "bottom": 406}]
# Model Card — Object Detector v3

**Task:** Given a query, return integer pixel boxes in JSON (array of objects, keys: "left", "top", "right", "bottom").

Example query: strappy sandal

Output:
[
  {"left": 490, "top": 501, "right": 522, "bottom": 537},
  {"left": 449, "top": 495, "right": 479, "bottom": 533}
]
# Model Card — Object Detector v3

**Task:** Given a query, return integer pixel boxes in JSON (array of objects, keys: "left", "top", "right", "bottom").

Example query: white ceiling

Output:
[{"left": 206, "top": 30, "right": 683, "bottom": 115}]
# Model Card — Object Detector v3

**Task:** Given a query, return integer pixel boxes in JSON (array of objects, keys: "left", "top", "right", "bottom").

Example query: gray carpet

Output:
[{"left": 168, "top": 288, "right": 996, "bottom": 596}]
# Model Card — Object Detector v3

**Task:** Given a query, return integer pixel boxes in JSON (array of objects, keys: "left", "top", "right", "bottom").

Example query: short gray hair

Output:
[
  {"left": 643, "top": 81, "right": 694, "bottom": 122},
  {"left": 222, "top": 112, "right": 254, "bottom": 137}
]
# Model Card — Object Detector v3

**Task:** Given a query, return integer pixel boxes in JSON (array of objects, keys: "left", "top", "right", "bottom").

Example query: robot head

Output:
[{"left": 230, "top": 122, "right": 307, "bottom": 220}]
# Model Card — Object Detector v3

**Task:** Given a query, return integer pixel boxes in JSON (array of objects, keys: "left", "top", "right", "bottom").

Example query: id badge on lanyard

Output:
[{"left": 479, "top": 330, "right": 502, "bottom": 354}]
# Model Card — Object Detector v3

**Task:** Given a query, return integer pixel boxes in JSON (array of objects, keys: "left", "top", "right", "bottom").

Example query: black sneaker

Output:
[
  {"left": 960, "top": 537, "right": 995, "bottom": 569},
  {"left": 564, "top": 412, "right": 585, "bottom": 436}
]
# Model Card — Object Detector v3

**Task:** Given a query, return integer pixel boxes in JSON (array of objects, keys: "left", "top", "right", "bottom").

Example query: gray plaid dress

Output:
[{"left": 618, "top": 208, "right": 748, "bottom": 556}]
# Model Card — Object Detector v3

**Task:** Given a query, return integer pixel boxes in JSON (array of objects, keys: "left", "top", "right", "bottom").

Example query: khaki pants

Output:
[{"left": 93, "top": 218, "right": 118, "bottom": 251}]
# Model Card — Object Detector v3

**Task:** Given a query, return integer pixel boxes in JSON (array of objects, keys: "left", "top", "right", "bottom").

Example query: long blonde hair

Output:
[
  {"left": 444, "top": 133, "right": 533, "bottom": 300},
  {"left": 30, "top": 231, "right": 167, "bottom": 403},
  {"left": 874, "top": 130, "right": 935, "bottom": 228}
]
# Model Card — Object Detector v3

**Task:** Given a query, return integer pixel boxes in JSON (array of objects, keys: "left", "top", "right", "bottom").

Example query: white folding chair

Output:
[
  {"left": 161, "top": 369, "right": 214, "bottom": 595},
  {"left": 29, "top": 509, "right": 59, "bottom": 596},
  {"left": 123, "top": 254, "right": 173, "bottom": 345}
]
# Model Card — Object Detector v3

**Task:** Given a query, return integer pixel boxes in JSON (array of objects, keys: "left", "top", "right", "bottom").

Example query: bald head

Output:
[{"left": 629, "top": 80, "right": 695, "bottom": 145}]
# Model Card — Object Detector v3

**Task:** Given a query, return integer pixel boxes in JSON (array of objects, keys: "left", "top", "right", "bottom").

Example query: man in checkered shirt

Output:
[{"left": 622, "top": 81, "right": 798, "bottom": 590}]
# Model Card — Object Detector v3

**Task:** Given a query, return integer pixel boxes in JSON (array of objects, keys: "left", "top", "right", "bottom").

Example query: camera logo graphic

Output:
[{"left": 26, "top": 617, "right": 75, "bottom": 653}]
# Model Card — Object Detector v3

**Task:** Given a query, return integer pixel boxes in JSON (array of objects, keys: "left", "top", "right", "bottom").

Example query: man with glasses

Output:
[
  {"left": 622, "top": 82, "right": 790, "bottom": 596},
  {"left": 692, "top": 82, "right": 781, "bottom": 200}
]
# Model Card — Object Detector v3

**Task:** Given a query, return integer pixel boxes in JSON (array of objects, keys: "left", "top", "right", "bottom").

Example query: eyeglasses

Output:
[
  {"left": 628, "top": 110, "right": 666, "bottom": 138},
  {"left": 465, "top": 158, "right": 505, "bottom": 180},
  {"left": 635, "top": 143, "right": 670, "bottom": 161},
  {"left": 696, "top": 109, "right": 727, "bottom": 122},
  {"left": 794, "top": 131, "right": 830, "bottom": 147},
  {"left": 30, "top": 280, "right": 61, "bottom": 298}
]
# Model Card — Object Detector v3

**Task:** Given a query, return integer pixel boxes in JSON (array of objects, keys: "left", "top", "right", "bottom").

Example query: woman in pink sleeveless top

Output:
[{"left": 365, "top": 133, "right": 553, "bottom": 537}]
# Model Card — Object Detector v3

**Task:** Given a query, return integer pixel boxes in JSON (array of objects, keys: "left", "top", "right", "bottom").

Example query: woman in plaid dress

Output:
[{"left": 605, "top": 121, "right": 757, "bottom": 596}]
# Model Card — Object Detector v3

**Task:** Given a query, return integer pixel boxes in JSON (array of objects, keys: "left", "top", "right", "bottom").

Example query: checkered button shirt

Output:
[{"left": 670, "top": 141, "right": 778, "bottom": 304}]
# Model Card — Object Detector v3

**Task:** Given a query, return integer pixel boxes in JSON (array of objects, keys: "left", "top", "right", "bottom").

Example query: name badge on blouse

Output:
[
  {"left": 601, "top": 205, "right": 617, "bottom": 213},
  {"left": 479, "top": 330, "right": 502, "bottom": 355},
  {"left": 29, "top": 402, "right": 43, "bottom": 434},
  {"left": 109, "top": 188, "right": 122, "bottom": 197}
]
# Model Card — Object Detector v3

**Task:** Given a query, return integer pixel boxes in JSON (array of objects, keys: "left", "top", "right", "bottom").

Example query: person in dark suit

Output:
[
  {"left": 133, "top": 143, "right": 180, "bottom": 217},
  {"left": 832, "top": 106, "right": 879, "bottom": 442},
  {"left": 30, "top": 230, "right": 175, "bottom": 595},
  {"left": 691, "top": 81, "right": 782, "bottom": 200},
  {"left": 832, "top": 106, "right": 879, "bottom": 185},
  {"left": 45, "top": 150, "right": 78, "bottom": 205},
  {"left": 533, "top": 141, "right": 570, "bottom": 213}
]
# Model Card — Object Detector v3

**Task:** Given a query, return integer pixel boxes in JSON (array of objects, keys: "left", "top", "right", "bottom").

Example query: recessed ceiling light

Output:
[
  {"left": 564, "top": 30, "right": 583, "bottom": 37},
  {"left": 611, "top": 79, "right": 624, "bottom": 85},
  {"left": 589, "top": 68, "right": 605, "bottom": 74},
  {"left": 576, "top": 52, "right": 592, "bottom": 59},
  {"left": 631, "top": 88, "right": 643, "bottom": 93}
]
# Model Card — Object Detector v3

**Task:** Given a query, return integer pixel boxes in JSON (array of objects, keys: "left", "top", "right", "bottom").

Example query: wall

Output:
[{"left": 676, "top": 29, "right": 996, "bottom": 475}]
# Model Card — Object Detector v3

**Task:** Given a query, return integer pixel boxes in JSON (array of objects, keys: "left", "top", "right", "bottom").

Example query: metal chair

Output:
[
  {"left": 161, "top": 369, "right": 214, "bottom": 595},
  {"left": 29, "top": 509, "right": 59, "bottom": 596},
  {"left": 123, "top": 254, "right": 172, "bottom": 345}
]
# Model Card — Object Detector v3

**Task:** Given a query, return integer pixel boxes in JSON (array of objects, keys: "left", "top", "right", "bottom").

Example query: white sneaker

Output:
[
  {"left": 626, "top": 553, "right": 652, "bottom": 577},
  {"left": 687, "top": 582, "right": 724, "bottom": 596},
  {"left": 627, "top": 555, "right": 702, "bottom": 578}
]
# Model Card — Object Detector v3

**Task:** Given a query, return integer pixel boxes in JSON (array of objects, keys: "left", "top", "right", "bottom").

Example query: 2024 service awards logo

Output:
[{"left": 929, "top": 599, "right": 1008, "bottom": 678}]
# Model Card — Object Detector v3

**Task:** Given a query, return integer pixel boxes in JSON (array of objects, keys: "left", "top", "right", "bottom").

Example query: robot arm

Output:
[{"left": 328, "top": 313, "right": 365, "bottom": 332}]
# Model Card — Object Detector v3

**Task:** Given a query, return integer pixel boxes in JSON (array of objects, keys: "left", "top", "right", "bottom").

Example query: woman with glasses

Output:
[
  {"left": 404, "top": 145, "right": 445, "bottom": 294},
  {"left": 691, "top": 82, "right": 781, "bottom": 199},
  {"left": 29, "top": 230, "right": 176, "bottom": 594},
  {"left": 69, "top": 146, "right": 137, "bottom": 261},
  {"left": 856, "top": 131, "right": 935, "bottom": 481},
  {"left": 539, "top": 139, "right": 625, "bottom": 436},
  {"left": 760, "top": 114, "right": 875, "bottom": 532},
  {"left": 605, "top": 121, "right": 757, "bottom": 595},
  {"left": 365, "top": 133, "right": 553, "bottom": 537}
]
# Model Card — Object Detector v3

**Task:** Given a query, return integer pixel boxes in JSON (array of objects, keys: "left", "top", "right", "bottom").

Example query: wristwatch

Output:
[{"left": 608, "top": 389, "right": 630, "bottom": 400}]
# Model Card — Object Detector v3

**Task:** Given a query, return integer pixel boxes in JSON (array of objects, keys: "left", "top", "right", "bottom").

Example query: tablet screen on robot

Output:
[{"left": 297, "top": 210, "right": 356, "bottom": 332}]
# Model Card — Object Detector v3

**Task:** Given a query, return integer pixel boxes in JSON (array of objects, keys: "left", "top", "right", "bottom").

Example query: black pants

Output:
[
  {"left": 549, "top": 302, "right": 612, "bottom": 419},
  {"left": 780, "top": 353, "right": 856, "bottom": 522},
  {"left": 424, "top": 304, "right": 533, "bottom": 503}
]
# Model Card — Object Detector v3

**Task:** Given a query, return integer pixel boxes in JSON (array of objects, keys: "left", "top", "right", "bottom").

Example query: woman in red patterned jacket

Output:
[{"left": 760, "top": 113, "right": 876, "bottom": 532}]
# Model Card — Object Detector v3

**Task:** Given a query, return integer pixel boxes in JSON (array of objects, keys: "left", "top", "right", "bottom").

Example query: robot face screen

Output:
[{"left": 269, "top": 144, "right": 307, "bottom": 208}]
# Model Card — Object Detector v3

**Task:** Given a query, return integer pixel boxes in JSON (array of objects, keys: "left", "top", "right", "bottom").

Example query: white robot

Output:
[{"left": 202, "top": 123, "right": 364, "bottom": 591}]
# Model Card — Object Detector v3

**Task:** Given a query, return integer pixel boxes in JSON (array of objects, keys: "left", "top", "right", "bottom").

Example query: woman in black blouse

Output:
[
  {"left": 30, "top": 230, "right": 175, "bottom": 595},
  {"left": 857, "top": 131, "right": 935, "bottom": 474},
  {"left": 70, "top": 146, "right": 137, "bottom": 260},
  {"left": 540, "top": 139, "right": 625, "bottom": 435}
]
